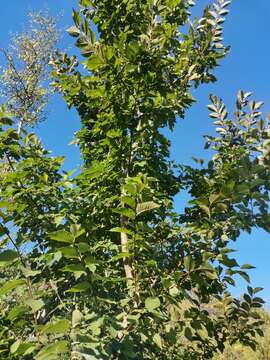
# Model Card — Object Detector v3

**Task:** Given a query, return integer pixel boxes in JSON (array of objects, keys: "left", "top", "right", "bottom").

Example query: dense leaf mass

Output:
[{"left": 0, "top": 1, "right": 269, "bottom": 359}]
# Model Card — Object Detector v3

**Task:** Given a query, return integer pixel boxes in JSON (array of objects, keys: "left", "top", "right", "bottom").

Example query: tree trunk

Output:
[{"left": 120, "top": 215, "right": 139, "bottom": 306}]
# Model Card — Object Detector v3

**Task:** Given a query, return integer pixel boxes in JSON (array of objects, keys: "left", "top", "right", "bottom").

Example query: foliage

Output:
[
  {"left": 0, "top": 0, "right": 269, "bottom": 359},
  {"left": 213, "top": 308, "right": 270, "bottom": 360},
  {"left": 0, "top": 10, "right": 59, "bottom": 130}
]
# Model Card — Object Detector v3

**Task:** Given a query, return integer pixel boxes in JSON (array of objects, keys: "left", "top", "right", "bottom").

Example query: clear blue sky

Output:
[{"left": 0, "top": 1, "right": 269, "bottom": 305}]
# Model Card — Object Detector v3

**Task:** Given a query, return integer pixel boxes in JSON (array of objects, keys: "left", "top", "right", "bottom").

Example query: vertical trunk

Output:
[
  {"left": 120, "top": 215, "right": 134, "bottom": 282},
  {"left": 120, "top": 215, "right": 139, "bottom": 306},
  {"left": 120, "top": 123, "right": 141, "bottom": 304}
]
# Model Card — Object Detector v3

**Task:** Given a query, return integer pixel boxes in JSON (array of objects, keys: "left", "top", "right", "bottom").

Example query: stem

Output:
[
  {"left": 27, "top": 278, "right": 41, "bottom": 350},
  {"left": 17, "top": 120, "right": 23, "bottom": 135}
]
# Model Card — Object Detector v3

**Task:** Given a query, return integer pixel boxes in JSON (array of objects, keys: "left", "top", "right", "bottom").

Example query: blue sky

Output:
[{"left": 0, "top": 1, "right": 269, "bottom": 305}]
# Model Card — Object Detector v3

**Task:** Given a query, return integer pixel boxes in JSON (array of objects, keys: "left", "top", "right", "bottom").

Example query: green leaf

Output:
[
  {"left": 199, "top": 204, "right": 211, "bottom": 217},
  {"left": 8, "top": 305, "right": 29, "bottom": 321},
  {"left": 253, "top": 287, "right": 264, "bottom": 294},
  {"left": 89, "top": 317, "right": 104, "bottom": 336},
  {"left": 77, "top": 242, "right": 91, "bottom": 253},
  {"left": 145, "top": 297, "right": 160, "bottom": 312},
  {"left": 80, "top": 0, "right": 92, "bottom": 7},
  {"left": 0, "top": 117, "right": 13, "bottom": 126},
  {"left": 87, "top": 263, "right": 96, "bottom": 273},
  {"left": 62, "top": 264, "right": 86, "bottom": 279},
  {"left": 87, "top": 87, "right": 105, "bottom": 98},
  {"left": 184, "top": 327, "right": 193, "bottom": 341},
  {"left": 153, "top": 333, "right": 163, "bottom": 349},
  {"left": 58, "top": 247, "right": 79, "bottom": 258},
  {"left": 84, "top": 256, "right": 97, "bottom": 273},
  {"left": 184, "top": 255, "right": 195, "bottom": 272},
  {"left": 126, "top": 41, "right": 140, "bottom": 59},
  {"left": 72, "top": 9, "right": 81, "bottom": 27},
  {"left": 209, "top": 193, "right": 220, "bottom": 204},
  {"left": 35, "top": 341, "right": 68, "bottom": 360},
  {"left": 169, "top": 285, "right": 179, "bottom": 297},
  {"left": 10, "top": 331, "right": 36, "bottom": 355},
  {"left": 25, "top": 299, "right": 45, "bottom": 312},
  {"left": 243, "top": 293, "right": 252, "bottom": 304},
  {"left": 205, "top": 271, "right": 218, "bottom": 280},
  {"left": 21, "top": 267, "right": 41, "bottom": 278},
  {"left": 221, "top": 256, "right": 239, "bottom": 268},
  {"left": 70, "top": 224, "right": 85, "bottom": 238},
  {"left": 197, "top": 327, "right": 208, "bottom": 341},
  {"left": 85, "top": 54, "right": 104, "bottom": 71},
  {"left": 111, "top": 252, "right": 130, "bottom": 261},
  {"left": 0, "top": 200, "right": 10, "bottom": 209},
  {"left": 113, "top": 208, "right": 136, "bottom": 219},
  {"left": 247, "top": 286, "right": 253, "bottom": 296},
  {"left": 123, "top": 183, "right": 137, "bottom": 196},
  {"left": 49, "top": 230, "right": 73, "bottom": 244},
  {"left": 106, "top": 129, "right": 122, "bottom": 138},
  {"left": 10, "top": 340, "right": 21, "bottom": 354},
  {"left": 252, "top": 297, "right": 265, "bottom": 304},
  {"left": 241, "top": 263, "right": 255, "bottom": 270},
  {"left": 110, "top": 227, "right": 133, "bottom": 235},
  {"left": 67, "top": 281, "right": 91, "bottom": 293},
  {"left": 83, "top": 164, "right": 104, "bottom": 179},
  {"left": 136, "top": 201, "right": 160, "bottom": 216},
  {"left": 0, "top": 250, "right": 18, "bottom": 267},
  {"left": 0, "top": 279, "right": 25, "bottom": 296},
  {"left": 41, "top": 319, "right": 70, "bottom": 335}
]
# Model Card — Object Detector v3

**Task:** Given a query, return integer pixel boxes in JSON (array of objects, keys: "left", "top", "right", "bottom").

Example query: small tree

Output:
[
  {"left": 214, "top": 308, "right": 270, "bottom": 360},
  {"left": 0, "top": 10, "right": 59, "bottom": 132},
  {"left": 0, "top": 1, "right": 269, "bottom": 359}
]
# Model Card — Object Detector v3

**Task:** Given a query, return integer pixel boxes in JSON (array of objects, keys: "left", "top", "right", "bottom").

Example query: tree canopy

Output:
[
  {"left": 0, "top": 10, "right": 59, "bottom": 129},
  {"left": 0, "top": 1, "right": 269, "bottom": 359}
]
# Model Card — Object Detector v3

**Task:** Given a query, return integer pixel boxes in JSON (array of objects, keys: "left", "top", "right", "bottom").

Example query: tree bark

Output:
[
  {"left": 120, "top": 215, "right": 139, "bottom": 306},
  {"left": 120, "top": 215, "right": 134, "bottom": 282}
]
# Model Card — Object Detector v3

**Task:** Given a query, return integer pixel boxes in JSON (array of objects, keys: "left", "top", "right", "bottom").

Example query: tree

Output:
[
  {"left": 0, "top": 0, "right": 269, "bottom": 359},
  {"left": 213, "top": 308, "right": 270, "bottom": 360},
  {"left": 0, "top": 10, "right": 59, "bottom": 132}
]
